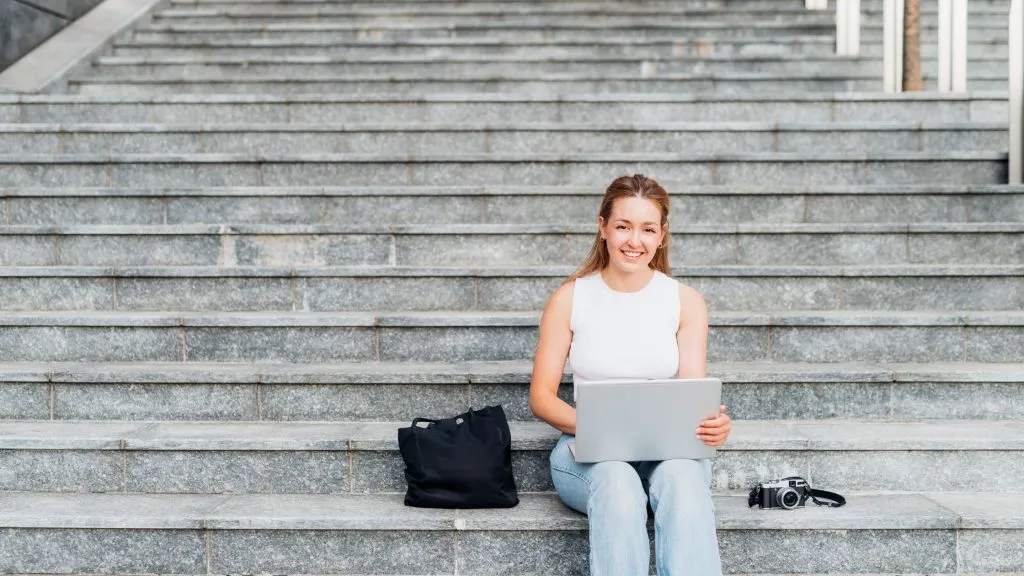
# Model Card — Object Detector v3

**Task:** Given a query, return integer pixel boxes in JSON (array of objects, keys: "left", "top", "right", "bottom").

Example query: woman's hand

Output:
[{"left": 697, "top": 405, "right": 731, "bottom": 447}]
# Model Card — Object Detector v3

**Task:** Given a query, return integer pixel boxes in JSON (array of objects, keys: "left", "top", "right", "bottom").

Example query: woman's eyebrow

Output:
[{"left": 613, "top": 218, "right": 660, "bottom": 225}]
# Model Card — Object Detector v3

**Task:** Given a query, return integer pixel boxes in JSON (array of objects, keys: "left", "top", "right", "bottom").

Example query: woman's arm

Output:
[
  {"left": 529, "top": 281, "right": 577, "bottom": 435},
  {"left": 677, "top": 283, "right": 731, "bottom": 447}
]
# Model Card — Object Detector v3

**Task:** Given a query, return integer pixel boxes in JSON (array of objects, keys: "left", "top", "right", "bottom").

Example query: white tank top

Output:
[{"left": 568, "top": 270, "right": 681, "bottom": 401}]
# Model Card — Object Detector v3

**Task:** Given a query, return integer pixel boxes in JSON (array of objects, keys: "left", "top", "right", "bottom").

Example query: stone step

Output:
[
  {"left": 147, "top": 3, "right": 1016, "bottom": 17},
  {"left": 0, "top": 93, "right": 1006, "bottom": 124},
  {"left": 82, "top": 55, "right": 1018, "bottom": 79},
  {"left": 69, "top": 75, "right": 890, "bottom": 96},
  {"left": 166, "top": 0, "right": 1012, "bottom": 8},
  {"left": 0, "top": 122, "right": 1007, "bottom": 156},
  {"left": 0, "top": 151, "right": 1007, "bottom": 187},
  {"left": 1, "top": 221, "right": 1021, "bottom": 266},
  {"left": 128, "top": 22, "right": 837, "bottom": 42},
  {"left": 3, "top": 361, "right": 1023, "bottom": 422},
  {"left": 1, "top": 419, "right": 1023, "bottom": 493},
  {"left": 3, "top": 184, "right": 1024, "bottom": 226},
  {"left": 1, "top": 265, "right": 1022, "bottom": 312},
  {"left": 0, "top": 310, "right": 1021, "bottom": 363},
  {"left": 151, "top": 5, "right": 838, "bottom": 22},
  {"left": 110, "top": 38, "right": 1014, "bottom": 59},
  {"left": 2, "top": 491, "right": 1020, "bottom": 574},
  {"left": 128, "top": 21, "right": 1012, "bottom": 43}
]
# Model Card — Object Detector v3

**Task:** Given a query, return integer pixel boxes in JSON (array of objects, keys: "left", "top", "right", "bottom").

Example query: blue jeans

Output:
[{"left": 549, "top": 433, "right": 722, "bottom": 576}]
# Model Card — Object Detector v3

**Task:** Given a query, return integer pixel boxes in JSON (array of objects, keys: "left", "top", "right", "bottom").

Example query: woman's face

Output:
[{"left": 599, "top": 196, "right": 666, "bottom": 272}]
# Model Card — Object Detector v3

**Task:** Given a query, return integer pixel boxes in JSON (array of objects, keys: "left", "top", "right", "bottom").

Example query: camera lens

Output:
[{"left": 776, "top": 488, "right": 800, "bottom": 509}]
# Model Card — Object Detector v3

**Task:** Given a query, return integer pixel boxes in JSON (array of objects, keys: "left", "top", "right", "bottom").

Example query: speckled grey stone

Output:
[
  {"left": 719, "top": 528, "right": 956, "bottom": 573},
  {"left": 932, "top": 492, "right": 1024, "bottom": 529},
  {"left": 380, "top": 326, "right": 536, "bottom": 362},
  {"left": 708, "top": 326, "right": 770, "bottom": 362},
  {"left": 0, "top": 235, "right": 58, "bottom": 266},
  {"left": 908, "top": 232, "right": 1024, "bottom": 265},
  {"left": 0, "top": 384, "right": 49, "bottom": 419},
  {"left": 777, "top": 130, "right": 921, "bottom": 153},
  {"left": 0, "top": 450, "right": 122, "bottom": 492},
  {"left": 54, "top": 383, "right": 258, "bottom": 420},
  {"left": 805, "top": 194, "right": 970, "bottom": 222},
  {"left": 970, "top": 194, "right": 1024, "bottom": 221},
  {"left": 184, "top": 327, "right": 377, "bottom": 362},
  {"left": 805, "top": 450, "right": 1024, "bottom": 491},
  {"left": 457, "top": 530, "right": 590, "bottom": 575},
  {"left": 57, "top": 234, "right": 220, "bottom": 266},
  {"left": 166, "top": 196, "right": 322, "bottom": 225},
  {"left": 470, "top": 383, "right": 573, "bottom": 421},
  {"left": 687, "top": 277, "right": 842, "bottom": 310},
  {"left": 724, "top": 382, "right": 892, "bottom": 420},
  {"left": 113, "top": 162, "right": 263, "bottom": 188},
  {"left": 921, "top": 129, "right": 1007, "bottom": 151},
  {"left": 669, "top": 194, "right": 806, "bottom": 224},
  {"left": 0, "top": 327, "right": 182, "bottom": 362},
  {"left": 117, "top": 277, "right": 295, "bottom": 312},
  {"left": 958, "top": 530, "right": 1024, "bottom": 572},
  {"left": 396, "top": 233, "right": 574, "bottom": 266},
  {"left": 834, "top": 100, "right": 969, "bottom": 122},
  {"left": 0, "top": 278, "right": 114, "bottom": 311},
  {"left": 303, "top": 277, "right": 475, "bottom": 311},
  {"left": 261, "top": 383, "right": 471, "bottom": 421},
  {"left": 207, "top": 529, "right": 455, "bottom": 574},
  {"left": 969, "top": 98, "right": 1009, "bottom": 122},
  {"left": 321, "top": 195, "right": 484, "bottom": 225},
  {"left": 260, "top": 161, "right": 409, "bottom": 187},
  {"left": 966, "top": 327, "right": 1024, "bottom": 362},
  {"left": 7, "top": 197, "right": 165, "bottom": 225},
  {"left": 232, "top": 233, "right": 392, "bottom": 267},
  {"left": 842, "top": 276, "right": 1024, "bottom": 310},
  {"left": 890, "top": 382, "right": 1024, "bottom": 419},
  {"left": 126, "top": 451, "right": 349, "bottom": 493},
  {"left": 0, "top": 528, "right": 205, "bottom": 574},
  {"left": 476, "top": 277, "right": 563, "bottom": 311},
  {"left": 735, "top": 232, "right": 906, "bottom": 265},
  {"left": 770, "top": 326, "right": 965, "bottom": 363}
]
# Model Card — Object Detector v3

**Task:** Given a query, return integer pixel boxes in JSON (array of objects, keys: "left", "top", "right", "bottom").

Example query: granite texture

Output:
[
  {"left": 183, "top": 326, "right": 377, "bottom": 363},
  {"left": 0, "top": 278, "right": 114, "bottom": 311},
  {"left": 0, "top": 528, "right": 205, "bottom": 574},
  {"left": 260, "top": 383, "right": 472, "bottom": 421},
  {"left": 54, "top": 383, "right": 258, "bottom": 420},
  {"left": 207, "top": 529, "right": 455, "bottom": 574},
  {"left": 0, "top": 383, "right": 49, "bottom": 419},
  {"left": 0, "top": 326, "right": 182, "bottom": 362},
  {"left": 125, "top": 450, "right": 349, "bottom": 493},
  {"left": 958, "top": 530, "right": 1024, "bottom": 572},
  {"left": 0, "top": 450, "right": 122, "bottom": 491}
]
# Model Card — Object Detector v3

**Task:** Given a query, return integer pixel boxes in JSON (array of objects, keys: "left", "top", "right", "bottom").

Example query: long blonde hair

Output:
[{"left": 565, "top": 174, "right": 671, "bottom": 284}]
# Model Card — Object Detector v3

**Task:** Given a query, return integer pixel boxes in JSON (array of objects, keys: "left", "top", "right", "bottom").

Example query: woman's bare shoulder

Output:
[{"left": 675, "top": 280, "right": 708, "bottom": 316}]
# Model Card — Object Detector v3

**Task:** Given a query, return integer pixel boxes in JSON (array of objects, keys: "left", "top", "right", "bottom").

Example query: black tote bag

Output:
[{"left": 398, "top": 405, "right": 519, "bottom": 508}]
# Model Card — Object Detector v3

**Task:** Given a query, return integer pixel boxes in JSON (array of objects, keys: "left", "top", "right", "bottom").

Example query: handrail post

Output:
[
  {"left": 939, "top": 0, "right": 969, "bottom": 91},
  {"left": 884, "top": 0, "right": 905, "bottom": 92},
  {"left": 1011, "top": 0, "right": 1023, "bottom": 183},
  {"left": 837, "top": 0, "right": 861, "bottom": 56}
]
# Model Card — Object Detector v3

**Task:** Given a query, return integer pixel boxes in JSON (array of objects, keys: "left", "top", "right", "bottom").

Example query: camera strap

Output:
[{"left": 805, "top": 487, "right": 846, "bottom": 508}]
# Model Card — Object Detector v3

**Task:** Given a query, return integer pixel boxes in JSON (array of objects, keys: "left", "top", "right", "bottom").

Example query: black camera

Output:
[{"left": 748, "top": 477, "right": 810, "bottom": 510}]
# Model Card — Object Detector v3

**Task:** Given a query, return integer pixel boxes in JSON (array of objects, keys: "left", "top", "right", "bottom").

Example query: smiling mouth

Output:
[{"left": 622, "top": 250, "right": 644, "bottom": 258}]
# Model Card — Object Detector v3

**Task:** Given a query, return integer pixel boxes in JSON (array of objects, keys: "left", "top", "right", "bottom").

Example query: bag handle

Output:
[{"left": 411, "top": 418, "right": 440, "bottom": 428}]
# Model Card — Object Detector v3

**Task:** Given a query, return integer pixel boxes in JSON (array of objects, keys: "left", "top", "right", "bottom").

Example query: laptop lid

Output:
[{"left": 573, "top": 377, "right": 722, "bottom": 463}]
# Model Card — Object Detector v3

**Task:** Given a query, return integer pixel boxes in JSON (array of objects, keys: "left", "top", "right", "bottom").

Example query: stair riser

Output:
[
  {"left": 1, "top": 275, "right": 1021, "bottom": 312},
  {"left": 70, "top": 78, "right": 888, "bottom": 95},
  {"left": 0, "top": 158, "right": 1005, "bottom": 188},
  {"left": 1, "top": 230, "right": 1020, "bottom": 266},
  {"left": 4, "top": 193, "right": 1023, "bottom": 225},
  {"left": 3, "top": 100, "right": 1006, "bottom": 124},
  {"left": 0, "top": 129, "right": 1006, "bottom": 156},
  {"left": 128, "top": 28, "right": 1013, "bottom": 42},
  {"left": 1, "top": 527, "right": 995, "bottom": 575},
  {"left": 3, "top": 447, "right": 1024, "bottom": 494},
  {"left": 165, "top": 0, "right": 1015, "bottom": 9},
  {"left": 82, "top": 58, "right": 1018, "bottom": 78},
  {"left": 4, "top": 380, "right": 1023, "bottom": 422},
  {"left": 150, "top": 13, "right": 838, "bottom": 25},
  {"left": 111, "top": 43, "right": 1012, "bottom": 59},
  {"left": 0, "top": 324, "right": 1020, "bottom": 362}
]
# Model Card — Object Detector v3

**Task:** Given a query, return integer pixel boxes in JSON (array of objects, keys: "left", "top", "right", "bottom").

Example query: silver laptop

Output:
[{"left": 572, "top": 377, "right": 723, "bottom": 463}]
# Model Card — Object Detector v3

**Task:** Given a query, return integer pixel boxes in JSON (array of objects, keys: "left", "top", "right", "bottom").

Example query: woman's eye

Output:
[
  {"left": 616, "top": 226, "right": 627, "bottom": 230},
  {"left": 645, "top": 229, "right": 656, "bottom": 233}
]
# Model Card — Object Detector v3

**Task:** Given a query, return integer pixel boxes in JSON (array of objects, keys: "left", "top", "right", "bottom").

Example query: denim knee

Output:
[
  {"left": 587, "top": 461, "right": 648, "bottom": 521},
  {"left": 648, "top": 459, "right": 713, "bottom": 511}
]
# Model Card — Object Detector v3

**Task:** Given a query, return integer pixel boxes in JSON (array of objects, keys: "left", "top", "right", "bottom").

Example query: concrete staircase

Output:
[{"left": 1, "top": 0, "right": 1023, "bottom": 573}]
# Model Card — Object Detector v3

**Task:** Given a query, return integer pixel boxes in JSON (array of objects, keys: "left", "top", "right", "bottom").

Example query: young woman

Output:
[{"left": 529, "top": 174, "right": 731, "bottom": 576}]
